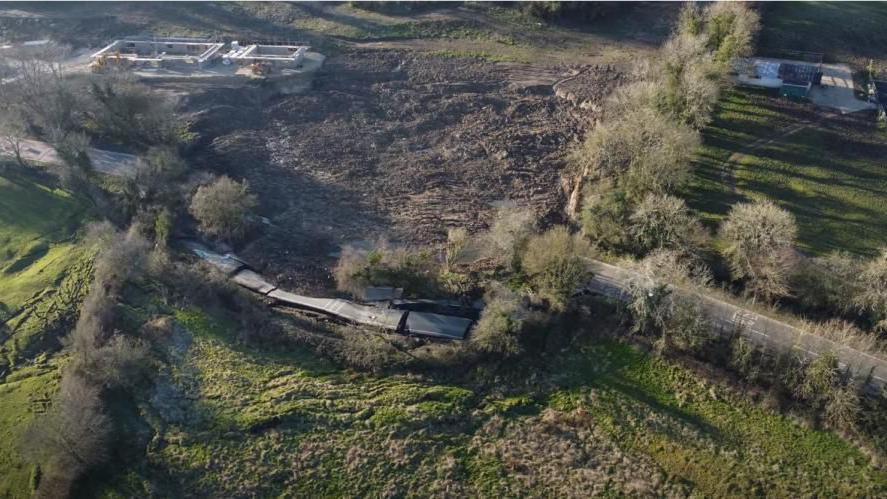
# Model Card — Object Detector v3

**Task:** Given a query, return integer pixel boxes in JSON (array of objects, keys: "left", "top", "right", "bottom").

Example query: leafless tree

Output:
[
  {"left": 486, "top": 205, "right": 537, "bottom": 270},
  {"left": 0, "top": 106, "right": 28, "bottom": 168},
  {"left": 628, "top": 193, "right": 706, "bottom": 255},
  {"left": 22, "top": 373, "right": 111, "bottom": 498},
  {"left": 720, "top": 200, "right": 798, "bottom": 301}
]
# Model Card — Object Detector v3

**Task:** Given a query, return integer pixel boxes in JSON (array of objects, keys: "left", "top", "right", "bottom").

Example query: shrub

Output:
[
  {"left": 790, "top": 252, "right": 861, "bottom": 315},
  {"left": 521, "top": 226, "right": 592, "bottom": 310},
  {"left": 720, "top": 200, "right": 798, "bottom": 300},
  {"left": 153, "top": 208, "right": 174, "bottom": 249},
  {"left": 471, "top": 285, "right": 528, "bottom": 357},
  {"left": 796, "top": 352, "right": 840, "bottom": 406},
  {"left": 189, "top": 176, "right": 257, "bottom": 242},
  {"left": 825, "top": 384, "right": 861, "bottom": 432},
  {"left": 445, "top": 227, "right": 469, "bottom": 271},
  {"left": 628, "top": 193, "right": 705, "bottom": 255},
  {"left": 855, "top": 248, "right": 887, "bottom": 331},
  {"left": 662, "top": 295, "right": 711, "bottom": 355},
  {"left": 334, "top": 243, "right": 439, "bottom": 298}
]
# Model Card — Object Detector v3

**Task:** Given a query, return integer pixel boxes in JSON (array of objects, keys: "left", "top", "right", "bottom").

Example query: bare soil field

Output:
[{"left": 184, "top": 49, "right": 626, "bottom": 292}]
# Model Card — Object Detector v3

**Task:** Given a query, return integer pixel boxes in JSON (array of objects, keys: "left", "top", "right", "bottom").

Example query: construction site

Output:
[{"left": 90, "top": 36, "right": 323, "bottom": 80}]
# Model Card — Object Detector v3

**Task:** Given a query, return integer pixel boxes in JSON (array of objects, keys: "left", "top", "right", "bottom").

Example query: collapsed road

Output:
[{"left": 184, "top": 241, "right": 475, "bottom": 341}]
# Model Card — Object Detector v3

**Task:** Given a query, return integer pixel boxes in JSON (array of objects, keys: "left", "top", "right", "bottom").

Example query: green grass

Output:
[
  {"left": 0, "top": 171, "right": 93, "bottom": 498},
  {"left": 0, "top": 172, "right": 90, "bottom": 312},
  {"left": 0, "top": 362, "right": 62, "bottom": 499},
  {"left": 88, "top": 307, "right": 886, "bottom": 497},
  {"left": 760, "top": 2, "right": 887, "bottom": 70},
  {"left": 687, "top": 89, "right": 887, "bottom": 256}
]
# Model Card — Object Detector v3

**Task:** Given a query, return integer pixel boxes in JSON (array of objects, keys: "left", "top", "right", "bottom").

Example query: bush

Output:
[
  {"left": 634, "top": 249, "right": 713, "bottom": 289},
  {"left": 720, "top": 200, "right": 798, "bottom": 301},
  {"left": 445, "top": 227, "right": 469, "bottom": 271},
  {"left": 573, "top": 106, "right": 700, "bottom": 200},
  {"left": 580, "top": 181, "right": 631, "bottom": 252},
  {"left": 855, "top": 248, "right": 887, "bottom": 331},
  {"left": 189, "top": 176, "right": 258, "bottom": 242},
  {"left": 628, "top": 193, "right": 705, "bottom": 255},
  {"left": 471, "top": 285, "right": 528, "bottom": 357},
  {"left": 334, "top": 243, "right": 439, "bottom": 299},
  {"left": 790, "top": 252, "right": 861, "bottom": 315},
  {"left": 521, "top": 226, "right": 592, "bottom": 311},
  {"left": 704, "top": 1, "right": 761, "bottom": 64}
]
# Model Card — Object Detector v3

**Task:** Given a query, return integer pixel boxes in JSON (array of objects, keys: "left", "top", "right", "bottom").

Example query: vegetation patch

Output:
[
  {"left": 86, "top": 307, "right": 887, "bottom": 497},
  {"left": 688, "top": 89, "right": 887, "bottom": 255}
]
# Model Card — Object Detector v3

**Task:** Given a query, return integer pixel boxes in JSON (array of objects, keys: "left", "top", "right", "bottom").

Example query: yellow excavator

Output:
[{"left": 90, "top": 53, "right": 131, "bottom": 73}]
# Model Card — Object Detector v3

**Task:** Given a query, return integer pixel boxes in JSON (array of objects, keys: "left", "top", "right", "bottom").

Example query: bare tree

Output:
[
  {"left": 22, "top": 373, "right": 111, "bottom": 498},
  {"left": 628, "top": 193, "right": 706, "bottom": 255},
  {"left": 0, "top": 106, "right": 28, "bottom": 168},
  {"left": 654, "top": 32, "right": 721, "bottom": 129},
  {"left": 634, "top": 248, "right": 713, "bottom": 289},
  {"left": 720, "top": 200, "right": 798, "bottom": 301},
  {"left": 189, "top": 176, "right": 258, "bottom": 242},
  {"left": 486, "top": 205, "right": 537, "bottom": 270},
  {"left": 87, "top": 74, "right": 184, "bottom": 148}
]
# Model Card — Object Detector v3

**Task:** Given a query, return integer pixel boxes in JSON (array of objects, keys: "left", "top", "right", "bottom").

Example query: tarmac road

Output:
[
  {"left": 583, "top": 259, "right": 887, "bottom": 391},
  {"left": 1, "top": 138, "right": 138, "bottom": 177}
]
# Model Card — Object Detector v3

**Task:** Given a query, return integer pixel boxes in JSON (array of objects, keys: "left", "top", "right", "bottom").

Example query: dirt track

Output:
[{"left": 186, "top": 49, "right": 626, "bottom": 290}]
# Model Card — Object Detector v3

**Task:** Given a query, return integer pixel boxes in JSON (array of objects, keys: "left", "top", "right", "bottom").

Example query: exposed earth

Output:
[{"left": 184, "top": 49, "right": 627, "bottom": 292}]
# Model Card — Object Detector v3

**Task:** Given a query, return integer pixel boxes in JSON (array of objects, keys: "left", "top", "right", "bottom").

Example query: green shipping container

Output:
[{"left": 780, "top": 84, "right": 809, "bottom": 100}]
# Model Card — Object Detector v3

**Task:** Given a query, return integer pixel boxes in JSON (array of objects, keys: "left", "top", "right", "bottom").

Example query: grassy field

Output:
[
  {"left": 0, "top": 172, "right": 90, "bottom": 312},
  {"left": 760, "top": 2, "right": 887, "bottom": 71},
  {"left": 0, "top": 170, "right": 93, "bottom": 498},
  {"left": 81, "top": 305, "right": 887, "bottom": 497},
  {"left": 686, "top": 89, "right": 887, "bottom": 256}
]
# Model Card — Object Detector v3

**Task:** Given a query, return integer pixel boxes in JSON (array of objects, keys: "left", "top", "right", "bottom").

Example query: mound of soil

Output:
[{"left": 185, "top": 49, "right": 625, "bottom": 291}]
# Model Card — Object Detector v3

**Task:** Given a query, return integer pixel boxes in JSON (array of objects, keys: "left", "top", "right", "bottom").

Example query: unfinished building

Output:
[
  {"left": 91, "top": 38, "right": 224, "bottom": 70},
  {"left": 222, "top": 42, "right": 308, "bottom": 69}
]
